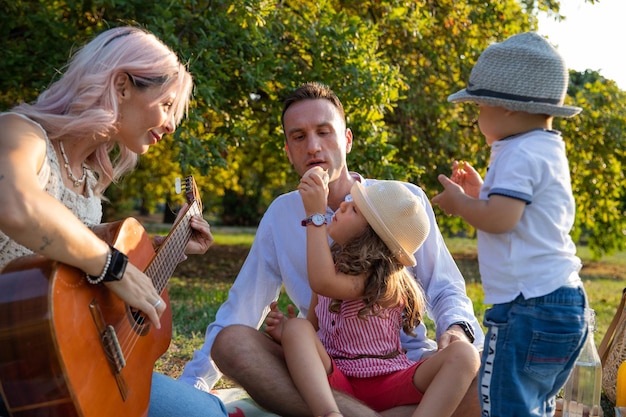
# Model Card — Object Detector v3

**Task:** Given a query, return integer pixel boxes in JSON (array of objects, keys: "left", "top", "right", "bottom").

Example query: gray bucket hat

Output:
[{"left": 448, "top": 32, "right": 582, "bottom": 118}]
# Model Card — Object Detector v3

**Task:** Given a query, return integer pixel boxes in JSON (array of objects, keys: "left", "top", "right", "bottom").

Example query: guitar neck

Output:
[{"left": 146, "top": 200, "right": 202, "bottom": 294}]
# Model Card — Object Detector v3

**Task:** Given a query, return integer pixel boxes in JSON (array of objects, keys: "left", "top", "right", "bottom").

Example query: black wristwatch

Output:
[
  {"left": 104, "top": 245, "right": 128, "bottom": 282},
  {"left": 449, "top": 321, "right": 475, "bottom": 343}
]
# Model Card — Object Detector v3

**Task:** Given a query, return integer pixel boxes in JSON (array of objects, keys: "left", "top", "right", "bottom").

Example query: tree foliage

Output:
[{"left": 1, "top": 0, "right": 623, "bottom": 257}]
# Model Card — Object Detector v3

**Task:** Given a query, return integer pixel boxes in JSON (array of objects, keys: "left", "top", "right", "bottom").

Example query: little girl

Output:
[{"left": 264, "top": 167, "right": 480, "bottom": 417}]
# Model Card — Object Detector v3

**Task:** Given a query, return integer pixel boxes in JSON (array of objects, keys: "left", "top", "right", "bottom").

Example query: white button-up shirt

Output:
[{"left": 180, "top": 174, "right": 484, "bottom": 391}]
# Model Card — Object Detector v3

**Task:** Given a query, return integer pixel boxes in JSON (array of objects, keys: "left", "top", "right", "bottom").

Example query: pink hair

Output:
[{"left": 13, "top": 26, "right": 193, "bottom": 196}]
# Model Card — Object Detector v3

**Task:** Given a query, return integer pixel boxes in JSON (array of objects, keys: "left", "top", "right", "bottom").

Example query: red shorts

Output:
[{"left": 327, "top": 359, "right": 425, "bottom": 411}]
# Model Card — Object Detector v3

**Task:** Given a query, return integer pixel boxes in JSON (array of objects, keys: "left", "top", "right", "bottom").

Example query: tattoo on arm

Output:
[{"left": 39, "top": 236, "right": 53, "bottom": 251}]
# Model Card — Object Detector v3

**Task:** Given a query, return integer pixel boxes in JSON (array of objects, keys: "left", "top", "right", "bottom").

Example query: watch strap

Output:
[
  {"left": 301, "top": 213, "right": 327, "bottom": 227},
  {"left": 104, "top": 245, "right": 128, "bottom": 282},
  {"left": 449, "top": 321, "right": 475, "bottom": 343}
]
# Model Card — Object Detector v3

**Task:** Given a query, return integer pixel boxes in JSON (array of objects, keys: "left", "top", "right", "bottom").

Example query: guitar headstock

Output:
[{"left": 184, "top": 176, "right": 203, "bottom": 213}]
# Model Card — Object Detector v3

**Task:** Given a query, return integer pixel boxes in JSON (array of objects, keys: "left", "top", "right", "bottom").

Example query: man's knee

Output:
[
  {"left": 213, "top": 325, "right": 280, "bottom": 367},
  {"left": 212, "top": 325, "right": 255, "bottom": 367},
  {"left": 214, "top": 325, "right": 247, "bottom": 351}
]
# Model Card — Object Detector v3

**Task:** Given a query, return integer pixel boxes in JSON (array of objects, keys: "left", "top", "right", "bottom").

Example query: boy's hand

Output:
[
  {"left": 432, "top": 174, "right": 467, "bottom": 217},
  {"left": 450, "top": 160, "right": 483, "bottom": 199}
]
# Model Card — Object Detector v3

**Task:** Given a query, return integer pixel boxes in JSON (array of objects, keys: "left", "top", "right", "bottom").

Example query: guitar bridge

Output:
[
  {"left": 102, "top": 324, "right": 126, "bottom": 371},
  {"left": 89, "top": 300, "right": 129, "bottom": 400}
]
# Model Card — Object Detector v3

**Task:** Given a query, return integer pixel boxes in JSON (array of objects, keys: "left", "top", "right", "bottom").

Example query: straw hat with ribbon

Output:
[{"left": 351, "top": 181, "right": 430, "bottom": 267}]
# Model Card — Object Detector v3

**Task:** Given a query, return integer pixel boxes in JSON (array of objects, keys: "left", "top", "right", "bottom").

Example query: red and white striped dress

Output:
[{"left": 316, "top": 295, "right": 415, "bottom": 378}]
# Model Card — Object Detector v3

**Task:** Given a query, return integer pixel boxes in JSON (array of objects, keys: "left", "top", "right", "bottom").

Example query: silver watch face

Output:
[{"left": 311, "top": 213, "right": 326, "bottom": 226}]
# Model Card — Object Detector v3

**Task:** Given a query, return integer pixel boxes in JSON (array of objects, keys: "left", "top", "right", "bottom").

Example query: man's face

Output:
[{"left": 283, "top": 98, "right": 352, "bottom": 182}]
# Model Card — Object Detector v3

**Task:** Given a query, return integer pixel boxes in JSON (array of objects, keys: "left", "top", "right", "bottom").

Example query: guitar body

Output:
[{"left": 0, "top": 218, "right": 172, "bottom": 417}]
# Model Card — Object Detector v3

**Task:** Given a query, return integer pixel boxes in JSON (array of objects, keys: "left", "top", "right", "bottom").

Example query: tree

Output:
[
  {"left": 1, "top": 0, "right": 623, "bottom": 256},
  {"left": 561, "top": 70, "right": 626, "bottom": 257}
]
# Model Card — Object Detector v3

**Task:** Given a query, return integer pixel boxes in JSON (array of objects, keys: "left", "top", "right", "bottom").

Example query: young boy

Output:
[{"left": 432, "top": 32, "right": 588, "bottom": 417}]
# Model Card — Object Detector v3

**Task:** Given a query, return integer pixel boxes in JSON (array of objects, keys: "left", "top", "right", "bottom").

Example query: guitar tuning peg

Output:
[{"left": 175, "top": 177, "right": 181, "bottom": 194}]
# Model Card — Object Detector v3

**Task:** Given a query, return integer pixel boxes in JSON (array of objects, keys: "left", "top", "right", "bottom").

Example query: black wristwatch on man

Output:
[{"left": 448, "top": 321, "right": 476, "bottom": 343}]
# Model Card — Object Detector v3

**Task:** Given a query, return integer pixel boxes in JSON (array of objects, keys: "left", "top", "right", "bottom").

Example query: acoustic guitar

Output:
[{"left": 0, "top": 176, "right": 202, "bottom": 417}]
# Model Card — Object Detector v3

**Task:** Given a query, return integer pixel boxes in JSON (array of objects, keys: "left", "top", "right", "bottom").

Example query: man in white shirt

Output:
[{"left": 180, "top": 81, "right": 483, "bottom": 417}]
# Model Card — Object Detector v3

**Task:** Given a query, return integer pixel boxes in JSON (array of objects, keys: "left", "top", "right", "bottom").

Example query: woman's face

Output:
[
  {"left": 115, "top": 76, "right": 177, "bottom": 154},
  {"left": 326, "top": 198, "right": 369, "bottom": 245}
]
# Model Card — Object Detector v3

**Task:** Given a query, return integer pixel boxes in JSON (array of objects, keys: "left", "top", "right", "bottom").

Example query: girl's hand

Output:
[
  {"left": 264, "top": 301, "right": 296, "bottom": 343},
  {"left": 298, "top": 166, "right": 329, "bottom": 214}
]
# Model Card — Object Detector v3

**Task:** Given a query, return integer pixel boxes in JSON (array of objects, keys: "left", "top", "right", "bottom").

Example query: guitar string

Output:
[
  {"left": 117, "top": 201, "right": 202, "bottom": 360},
  {"left": 119, "top": 218, "right": 193, "bottom": 358},
  {"left": 122, "top": 214, "right": 194, "bottom": 357},
  {"left": 150, "top": 201, "right": 201, "bottom": 293},
  {"left": 96, "top": 179, "right": 201, "bottom": 365}
]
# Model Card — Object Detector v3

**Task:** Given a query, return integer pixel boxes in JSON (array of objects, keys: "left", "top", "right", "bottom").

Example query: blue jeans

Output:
[
  {"left": 149, "top": 372, "right": 227, "bottom": 417},
  {"left": 479, "top": 285, "right": 587, "bottom": 417}
]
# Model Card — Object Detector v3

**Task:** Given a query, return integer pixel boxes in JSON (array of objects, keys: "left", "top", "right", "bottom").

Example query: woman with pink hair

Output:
[{"left": 0, "top": 26, "right": 226, "bottom": 417}]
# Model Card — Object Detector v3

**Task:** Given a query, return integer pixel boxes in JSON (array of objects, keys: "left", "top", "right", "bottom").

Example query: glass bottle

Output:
[{"left": 563, "top": 308, "right": 602, "bottom": 417}]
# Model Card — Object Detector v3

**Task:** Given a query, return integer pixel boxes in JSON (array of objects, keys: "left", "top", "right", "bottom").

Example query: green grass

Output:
[
  {"left": 166, "top": 229, "right": 625, "bottom": 347},
  {"left": 210, "top": 226, "right": 257, "bottom": 246},
  {"left": 156, "top": 229, "right": 626, "bottom": 409}
]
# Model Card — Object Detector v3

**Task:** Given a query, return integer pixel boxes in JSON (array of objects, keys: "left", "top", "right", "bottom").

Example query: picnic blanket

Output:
[{"left": 215, "top": 388, "right": 279, "bottom": 417}]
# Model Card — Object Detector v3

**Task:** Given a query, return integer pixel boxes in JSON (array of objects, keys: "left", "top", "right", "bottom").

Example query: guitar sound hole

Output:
[{"left": 128, "top": 307, "right": 151, "bottom": 336}]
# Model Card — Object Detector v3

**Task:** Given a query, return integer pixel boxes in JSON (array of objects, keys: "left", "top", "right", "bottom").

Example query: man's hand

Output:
[{"left": 438, "top": 324, "right": 472, "bottom": 350}]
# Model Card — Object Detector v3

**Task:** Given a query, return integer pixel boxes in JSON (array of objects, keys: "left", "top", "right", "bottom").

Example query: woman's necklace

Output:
[{"left": 58, "top": 141, "right": 88, "bottom": 188}]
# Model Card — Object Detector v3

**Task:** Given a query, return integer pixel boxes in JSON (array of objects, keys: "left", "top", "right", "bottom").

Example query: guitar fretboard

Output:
[{"left": 146, "top": 200, "right": 202, "bottom": 293}]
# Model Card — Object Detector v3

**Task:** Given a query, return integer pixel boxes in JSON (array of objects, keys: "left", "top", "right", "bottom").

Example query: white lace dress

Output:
[{"left": 0, "top": 113, "right": 102, "bottom": 270}]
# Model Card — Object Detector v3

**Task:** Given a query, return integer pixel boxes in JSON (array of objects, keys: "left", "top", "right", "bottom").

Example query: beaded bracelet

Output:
[
  {"left": 85, "top": 244, "right": 128, "bottom": 284},
  {"left": 85, "top": 247, "right": 112, "bottom": 284}
]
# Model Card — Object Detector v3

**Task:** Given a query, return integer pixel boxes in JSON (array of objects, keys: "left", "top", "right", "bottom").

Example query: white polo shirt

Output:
[{"left": 478, "top": 129, "right": 582, "bottom": 304}]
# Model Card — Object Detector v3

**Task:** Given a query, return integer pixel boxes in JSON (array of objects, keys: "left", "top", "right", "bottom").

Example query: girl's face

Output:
[
  {"left": 327, "top": 197, "right": 369, "bottom": 245},
  {"left": 115, "top": 76, "right": 177, "bottom": 154}
]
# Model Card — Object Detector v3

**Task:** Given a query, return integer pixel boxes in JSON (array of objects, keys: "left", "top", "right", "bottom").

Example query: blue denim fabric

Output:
[
  {"left": 479, "top": 285, "right": 587, "bottom": 417},
  {"left": 149, "top": 372, "right": 228, "bottom": 417}
]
